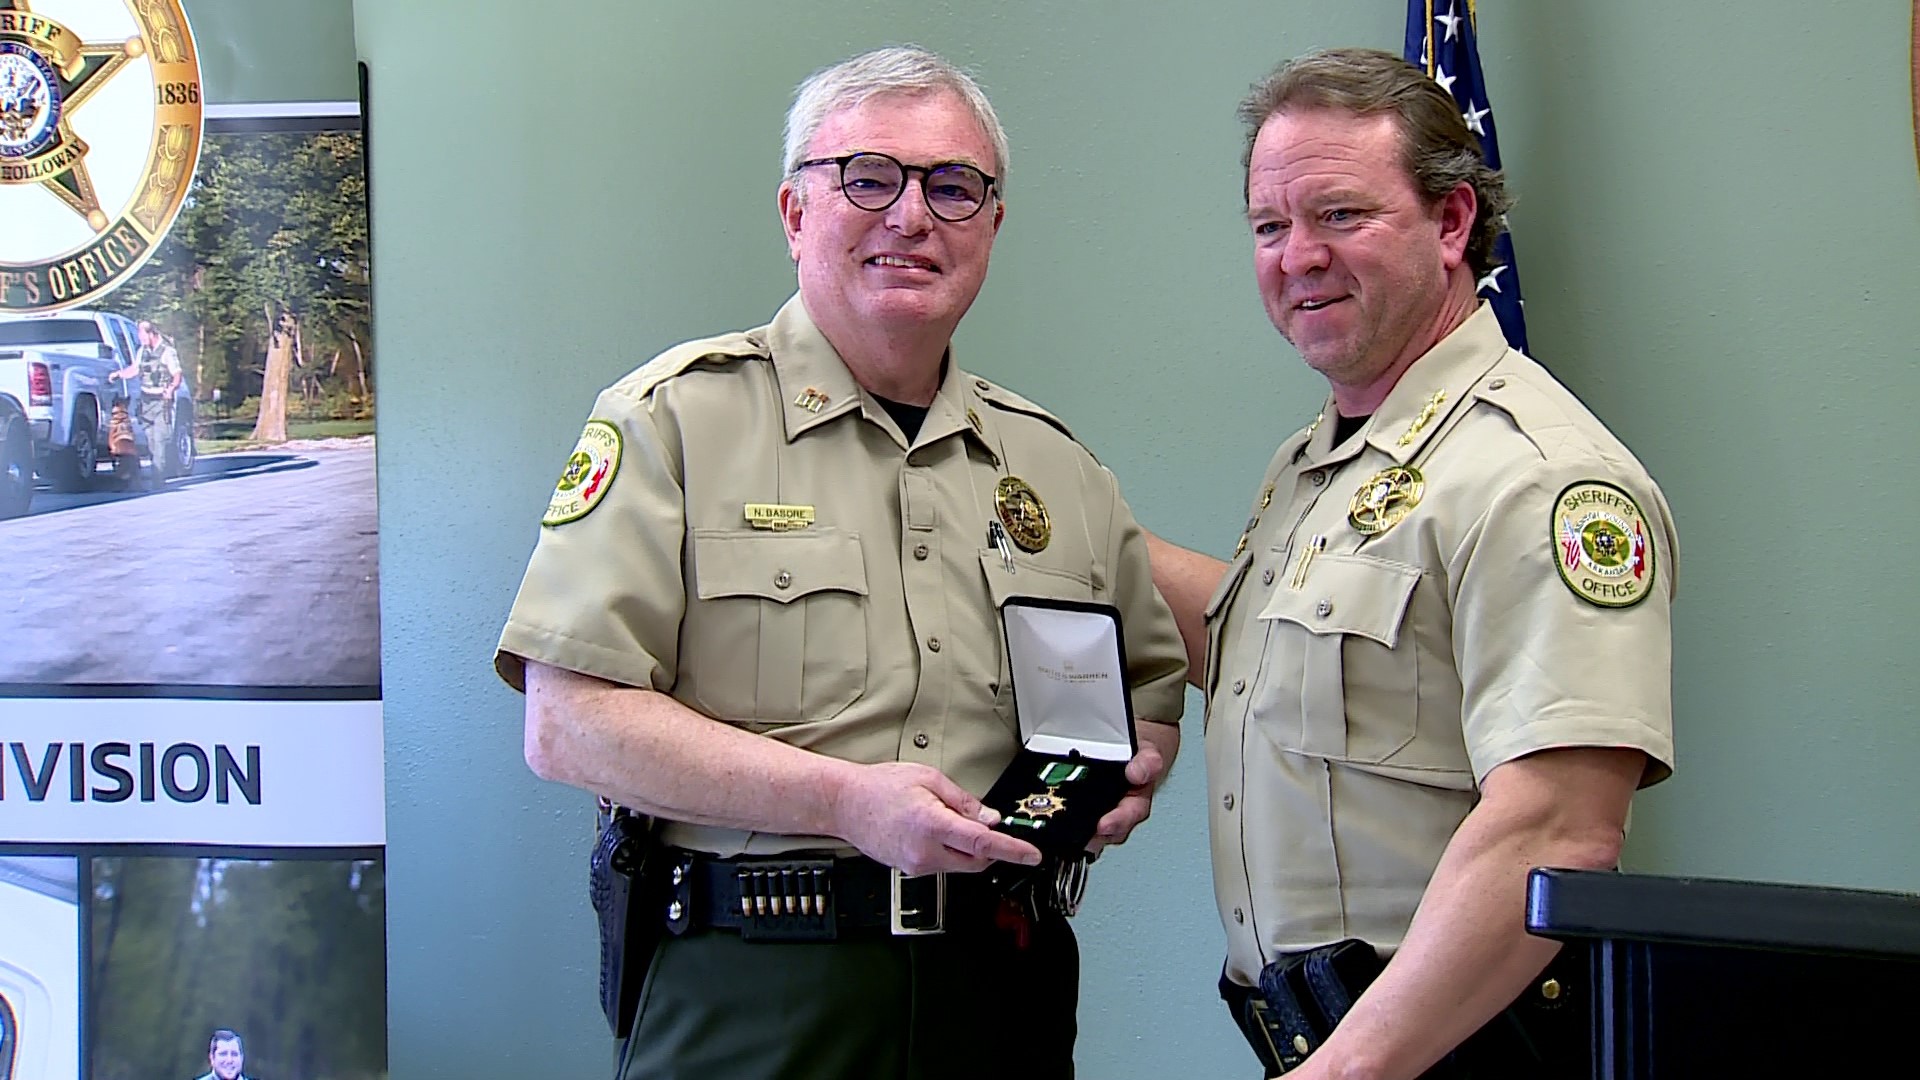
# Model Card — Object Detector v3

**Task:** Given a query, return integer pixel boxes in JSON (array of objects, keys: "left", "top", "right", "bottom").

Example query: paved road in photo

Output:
[{"left": 0, "top": 439, "right": 381, "bottom": 690}]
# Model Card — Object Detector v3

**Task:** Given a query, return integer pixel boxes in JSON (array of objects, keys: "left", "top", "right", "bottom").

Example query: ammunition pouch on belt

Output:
[
  {"left": 653, "top": 848, "right": 1090, "bottom": 942},
  {"left": 589, "top": 812, "right": 1093, "bottom": 1037},
  {"left": 1221, "top": 939, "right": 1587, "bottom": 1078},
  {"left": 589, "top": 801, "right": 664, "bottom": 1040}
]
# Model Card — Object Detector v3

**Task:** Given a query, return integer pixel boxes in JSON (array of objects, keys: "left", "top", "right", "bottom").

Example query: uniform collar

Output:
[
  {"left": 767, "top": 293, "right": 999, "bottom": 460},
  {"left": 1303, "top": 301, "right": 1510, "bottom": 467},
  {"left": 767, "top": 294, "right": 866, "bottom": 440}
]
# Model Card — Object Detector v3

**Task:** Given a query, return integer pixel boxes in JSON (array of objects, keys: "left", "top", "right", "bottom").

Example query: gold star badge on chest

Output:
[
  {"left": 1348, "top": 465, "right": 1424, "bottom": 536},
  {"left": 994, "top": 476, "right": 1051, "bottom": 553}
]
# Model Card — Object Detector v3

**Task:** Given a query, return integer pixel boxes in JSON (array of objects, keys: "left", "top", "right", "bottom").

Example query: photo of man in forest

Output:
[{"left": 194, "top": 1029, "right": 253, "bottom": 1080}]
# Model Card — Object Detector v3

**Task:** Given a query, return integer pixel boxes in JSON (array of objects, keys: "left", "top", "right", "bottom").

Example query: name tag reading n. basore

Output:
[{"left": 744, "top": 503, "right": 815, "bottom": 531}]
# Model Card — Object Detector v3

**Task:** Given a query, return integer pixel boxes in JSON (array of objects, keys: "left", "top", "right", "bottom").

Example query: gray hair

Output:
[{"left": 782, "top": 45, "right": 1009, "bottom": 194}]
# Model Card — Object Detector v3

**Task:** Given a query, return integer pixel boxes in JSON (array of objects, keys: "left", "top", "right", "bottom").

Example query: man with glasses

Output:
[{"left": 494, "top": 45, "right": 1187, "bottom": 1079}]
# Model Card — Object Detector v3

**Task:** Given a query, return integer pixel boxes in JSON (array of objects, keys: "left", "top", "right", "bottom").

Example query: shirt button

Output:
[
  {"left": 913, "top": 544, "right": 930, "bottom": 561},
  {"left": 1233, "top": 907, "right": 1245, "bottom": 924},
  {"left": 1316, "top": 599, "right": 1334, "bottom": 618},
  {"left": 1261, "top": 568, "right": 1275, "bottom": 585},
  {"left": 1246, "top": 516, "right": 1259, "bottom": 532},
  {"left": 913, "top": 733, "right": 929, "bottom": 749},
  {"left": 1223, "top": 793, "right": 1235, "bottom": 810},
  {"left": 1488, "top": 377, "right": 1507, "bottom": 390},
  {"left": 774, "top": 570, "right": 792, "bottom": 590},
  {"left": 927, "top": 637, "right": 942, "bottom": 653},
  {"left": 1309, "top": 470, "right": 1327, "bottom": 487},
  {"left": 1231, "top": 678, "right": 1246, "bottom": 695}
]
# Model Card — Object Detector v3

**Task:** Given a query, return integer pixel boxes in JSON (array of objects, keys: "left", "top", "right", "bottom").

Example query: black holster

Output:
[
  {"left": 1222, "top": 939, "right": 1588, "bottom": 1078},
  {"left": 588, "top": 803, "right": 665, "bottom": 1039}
]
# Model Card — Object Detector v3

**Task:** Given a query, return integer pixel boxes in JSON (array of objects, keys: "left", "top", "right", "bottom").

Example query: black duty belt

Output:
[
  {"left": 1221, "top": 941, "right": 1588, "bottom": 1077},
  {"left": 659, "top": 847, "right": 1015, "bottom": 942}
]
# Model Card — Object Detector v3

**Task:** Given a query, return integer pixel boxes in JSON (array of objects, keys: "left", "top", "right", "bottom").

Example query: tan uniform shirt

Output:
[
  {"left": 1204, "top": 304, "right": 1679, "bottom": 986},
  {"left": 497, "top": 294, "right": 1188, "bottom": 856}
]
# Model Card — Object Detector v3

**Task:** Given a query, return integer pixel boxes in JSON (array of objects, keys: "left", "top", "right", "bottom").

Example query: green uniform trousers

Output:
[{"left": 616, "top": 907, "right": 1078, "bottom": 1079}]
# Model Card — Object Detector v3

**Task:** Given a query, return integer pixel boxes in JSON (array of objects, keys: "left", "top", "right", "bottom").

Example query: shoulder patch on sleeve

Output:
[
  {"left": 543, "top": 420, "right": 623, "bottom": 526},
  {"left": 1553, "top": 480, "right": 1654, "bottom": 607}
]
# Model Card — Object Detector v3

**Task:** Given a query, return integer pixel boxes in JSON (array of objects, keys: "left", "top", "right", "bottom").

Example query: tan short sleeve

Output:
[
  {"left": 1097, "top": 468, "right": 1191, "bottom": 726},
  {"left": 494, "top": 386, "right": 687, "bottom": 694},
  {"left": 1451, "top": 457, "right": 1678, "bottom": 786}
]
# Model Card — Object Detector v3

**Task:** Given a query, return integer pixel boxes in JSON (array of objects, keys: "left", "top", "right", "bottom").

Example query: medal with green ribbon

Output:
[
  {"left": 1039, "top": 762, "right": 1086, "bottom": 785},
  {"left": 1014, "top": 787, "right": 1067, "bottom": 820},
  {"left": 1006, "top": 763, "right": 1087, "bottom": 827}
]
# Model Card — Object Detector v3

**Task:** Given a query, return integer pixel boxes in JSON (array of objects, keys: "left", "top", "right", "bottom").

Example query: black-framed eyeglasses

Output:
[{"left": 794, "top": 151, "right": 998, "bottom": 223}]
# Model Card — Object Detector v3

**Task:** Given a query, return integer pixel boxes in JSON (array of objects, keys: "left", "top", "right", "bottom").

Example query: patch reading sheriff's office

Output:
[
  {"left": 544, "top": 420, "right": 621, "bottom": 526},
  {"left": 1553, "top": 480, "right": 1654, "bottom": 608}
]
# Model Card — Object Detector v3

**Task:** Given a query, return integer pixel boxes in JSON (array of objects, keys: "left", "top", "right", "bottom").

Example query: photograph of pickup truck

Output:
[
  {"left": 0, "top": 857, "right": 81, "bottom": 1080},
  {"left": 0, "top": 109, "right": 377, "bottom": 695}
]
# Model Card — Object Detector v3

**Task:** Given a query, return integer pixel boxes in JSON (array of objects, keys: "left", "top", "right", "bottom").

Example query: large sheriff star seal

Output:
[{"left": 1, "top": 0, "right": 202, "bottom": 312}]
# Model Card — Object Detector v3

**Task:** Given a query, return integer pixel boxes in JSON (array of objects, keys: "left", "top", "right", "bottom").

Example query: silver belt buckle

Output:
[{"left": 890, "top": 868, "right": 946, "bottom": 935}]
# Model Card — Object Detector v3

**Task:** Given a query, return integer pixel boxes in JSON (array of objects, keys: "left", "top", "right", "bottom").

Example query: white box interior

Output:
[{"left": 1002, "top": 602, "right": 1133, "bottom": 761}]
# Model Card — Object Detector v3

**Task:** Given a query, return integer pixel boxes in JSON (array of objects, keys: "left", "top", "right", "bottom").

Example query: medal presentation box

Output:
[{"left": 983, "top": 597, "right": 1136, "bottom": 857}]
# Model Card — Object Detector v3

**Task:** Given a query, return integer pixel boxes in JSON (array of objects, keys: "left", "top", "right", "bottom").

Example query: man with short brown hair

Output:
[
  {"left": 192, "top": 1029, "right": 250, "bottom": 1080},
  {"left": 1148, "top": 47, "right": 1679, "bottom": 1079}
]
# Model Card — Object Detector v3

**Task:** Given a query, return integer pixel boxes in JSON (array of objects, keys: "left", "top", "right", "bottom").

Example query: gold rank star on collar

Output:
[{"left": 1397, "top": 391, "right": 1447, "bottom": 447}]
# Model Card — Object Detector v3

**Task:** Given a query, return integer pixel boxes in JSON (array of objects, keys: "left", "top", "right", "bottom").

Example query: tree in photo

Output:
[
  {"left": 112, "top": 127, "right": 372, "bottom": 446},
  {"left": 89, "top": 856, "right": 389, "bottom": 1080}
]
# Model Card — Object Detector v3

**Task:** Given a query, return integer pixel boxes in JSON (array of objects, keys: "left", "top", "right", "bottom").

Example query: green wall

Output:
[
  {"left": 187, "top": 0, "right": 358, "bottom": 105},
  {"left": 334, "top": 1, "right": 1918, "bottom": 1076}
]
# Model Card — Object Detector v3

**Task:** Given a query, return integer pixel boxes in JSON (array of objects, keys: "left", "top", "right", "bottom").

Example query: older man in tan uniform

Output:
[
  {"left": 495, "top": 45, "right": 1187, "bottom": 1080},
  {"left": 1149, "top": 49, "right": 1678, "bottom": 1079}
]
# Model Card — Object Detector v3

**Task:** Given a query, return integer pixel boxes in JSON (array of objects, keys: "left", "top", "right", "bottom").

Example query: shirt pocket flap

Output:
[
  {"left": 692, "top": 528, "right": 869, "bottom": 603},
  {"left": 1255, "top": 553, "right": 1420, "bottom": 648},
  {"left": 978, "top": 551, "right": 1094, "bottom": 608}
]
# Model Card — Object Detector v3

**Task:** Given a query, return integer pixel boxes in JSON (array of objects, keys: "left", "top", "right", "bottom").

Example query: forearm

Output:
[
  {"left": 1142, "top": 530, "right": 1225, "bottom": 688},
  {"left": 1304, "top": 815, "right": 1572, "bottom": 1079},
  {"left": 523, "top": 661, "right": 855, "bottom": 837},
  {"left": 1301, "top": 750, "right": 1640, "bottom": 1080}
]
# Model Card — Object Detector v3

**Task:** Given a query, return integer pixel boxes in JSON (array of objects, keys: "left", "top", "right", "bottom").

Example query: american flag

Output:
[{"left": 1405, "top": 0, "right": 1528, "bottom": 352}]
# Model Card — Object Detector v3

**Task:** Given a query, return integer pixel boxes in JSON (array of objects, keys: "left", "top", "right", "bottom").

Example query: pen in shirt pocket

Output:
[
  {"left": 987, "top": 519, "right": 1016, "bottom": 573},
  {"left": 1290, "top": 534, "right": 1327, "bottom": 589}
]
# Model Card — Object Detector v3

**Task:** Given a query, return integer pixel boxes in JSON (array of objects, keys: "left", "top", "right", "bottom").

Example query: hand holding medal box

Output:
[{"left": 982, "top": 596, "right": 1136, "bottom": 856}]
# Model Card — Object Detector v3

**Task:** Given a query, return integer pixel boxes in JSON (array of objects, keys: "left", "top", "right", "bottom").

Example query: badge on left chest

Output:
[
  {"left": 1348, "top": 465, "right": 1425, "bottom": 536},
  {"left": 994, "top": 476, "right": 1051, "bottom": 553}
]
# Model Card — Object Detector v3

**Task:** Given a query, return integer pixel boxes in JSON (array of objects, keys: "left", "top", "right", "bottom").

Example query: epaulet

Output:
[
  {"left": 1467, "top": 355, "right": 1612, "bottom": 464},
  {"left": 607, "top": 330, "right": 769, "bottom": 402},
  {"left": 973, "top": 376, "right": 1081, "bottom": 446}
]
